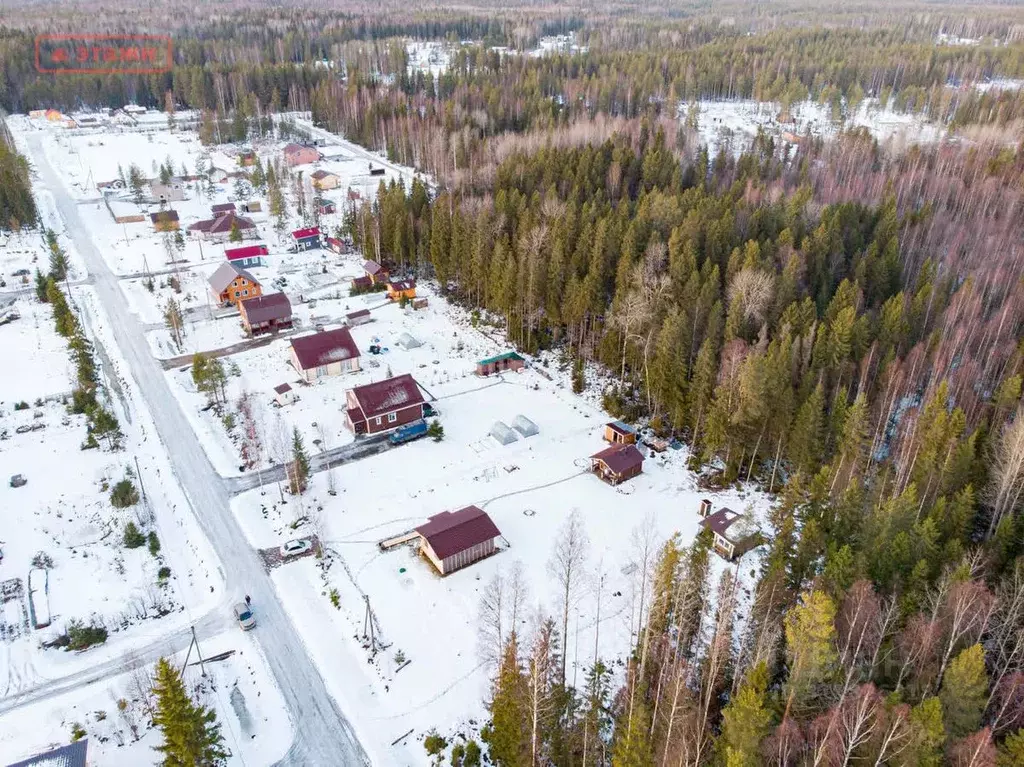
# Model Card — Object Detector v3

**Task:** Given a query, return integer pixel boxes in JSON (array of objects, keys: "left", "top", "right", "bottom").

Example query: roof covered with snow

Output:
[
  {"left": 8, "top": 739, "right": 88, "bottom": 767},
  {"left": 416, "top": 506, "right": 501, "bottom": 560},
  {"left": 290, "top": 326, "right": 360, "bottom": 370},
  {"left": 700, "top": 508, "right": 760, "bottom": 543},
  {"left": 189, "top": 212, "right": 255, "bottom": 235},
  {"left": 350, "top": 374, "right": 425, "bottom": 420}
]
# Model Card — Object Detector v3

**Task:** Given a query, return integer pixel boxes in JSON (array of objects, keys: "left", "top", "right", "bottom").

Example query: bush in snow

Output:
[
  {"left": 158, "top": 566, "right": 172, "bottom": 581},
  {"left": 427, "top": 420, "right": 445, "bottom": 442},
  {"left": 423, "top": 731, "right": 446, "bottom": 762},
  {"left": 13, "top": 401, "right": 29, "bottom": 411},
  {"left": 32, "top": 551, "right": 54, "bottom": 569},
  {"left": 70, "top": 723, "right": 86, "bottom": 742},
  {"left": 123, "top": 522, "right": 145, "bottom": 549},
  {"left": 66, "top": 620, "right": 108, "bottom": 651},
  {"left": 148, "top": 531, "right": 161, "bottom": 556},
  {"left": 111, "top": 478, "right": 140, "bottom": 508}
]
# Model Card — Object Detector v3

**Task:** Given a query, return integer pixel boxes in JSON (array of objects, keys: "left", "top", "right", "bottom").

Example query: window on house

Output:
[
  {"left": 375, "top": 417, "right": 382, "bottom": 426},
  {"left": 316, "top": 365, "right": 328, "bottom": 378},
  {"left": 243, "top": 289, "right": 249, "bottom": 296},
  {"left": 388, "top": 412, "right": 397, "bottom": 423},
  {"left": 234, "top": 291, "right": 240, "bottom": 298}
]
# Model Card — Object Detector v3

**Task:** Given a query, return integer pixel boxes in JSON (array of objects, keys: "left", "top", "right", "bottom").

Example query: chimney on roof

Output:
[{"left": 699, "top": 499, "right": 712, "bottom": 518}]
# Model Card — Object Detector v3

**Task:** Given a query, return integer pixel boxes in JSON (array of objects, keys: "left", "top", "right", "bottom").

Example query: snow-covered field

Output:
[{"left": 680, "top": 97, "right": 946, "bottom": 156}]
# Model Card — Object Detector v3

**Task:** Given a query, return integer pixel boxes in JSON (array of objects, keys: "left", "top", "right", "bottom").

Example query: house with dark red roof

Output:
[
  {"left": 345, "top": 373, "right": 426, "bottom": 435},
  {"left": 211, "top": 202, "right": 236, "bottom": 217},
  {"left": 189, "top": 212, "right": 257, "bottom": 244},
  {"left": 698, "top": 503, "right": 762, "bottom": 561},
  {"left": 291, "top": 226, "right": 321, "bottom": 252},
  {"left": 363, "top": 260, "right": 389, "bottom": 284},
  {"left": 415, "top": 506, "right": 502, "bottom": 575},
  {"left": 225, "top": 243, "right": 269, "bottom": 268},
  {"left": 239, "top": 292, "right": 292, "bottom": 336},
  {"left": 386, "top": 279, "right": 417, "bottom": 301},
  {"left": 590, "top": 443, "right": 644, "bottom": 485},
  {"left": 150, "top": 209, "right": 180, "bottom": 232},
  {"left": 290, "top": 327, "right": 361, "bottom": 383}
]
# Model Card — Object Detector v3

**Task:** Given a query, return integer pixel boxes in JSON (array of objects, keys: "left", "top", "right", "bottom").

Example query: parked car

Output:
[
  {"left": 233, "top": 602, "right": 256, "bottom": 630},
  {"left": 9, "top": 474, "right": 26, "bottom": 488},
  {"left": 279, "top": 538, "right": 312, "bottom": 558}
]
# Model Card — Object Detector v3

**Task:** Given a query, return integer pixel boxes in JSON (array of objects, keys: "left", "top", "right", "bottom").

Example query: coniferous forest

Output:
[{"left": 5, "top": 0, "right": 1024, "bottom": 763}]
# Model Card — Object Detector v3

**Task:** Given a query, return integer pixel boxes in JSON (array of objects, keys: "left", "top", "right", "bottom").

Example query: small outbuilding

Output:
[
  {"left": 345, "top": 309, "right": 372, "bottom": 327},
  {"left": 590, "top": 444, "right": 644, "bottom": 485},
  {"left": 351, "top": 275, "right": 373, "bottom": 292},
  {"left": 698, "top": 504, "right": 762, "bottom": 561},
  {"left": 476, "top": 351, "right": 525, "bottom": 377},
  {"left": 511, "top": 415, "right": 539, "bottom": 438},
  {"left": 239, "top": 292, "right": 293, "bottom": 336},
  {"left": 242, "top": 200, "right": 262, "bottom": 213},
  {"left": 273, "top": 383, "right": 295, "bottom": 406},
  {"left": 490, "top": 421, "right": 519, "bottom": 446},
  {"left": 415, "top": 506, "right": 502, "bottom": 575},
  {"left": 211, "top": 202, "right": 236, "bottom": 217},
  {"left": 604, "top": 420, "right": 637, "bottom": 445},
  {"left": 396, "top": 332, "right": 421, "bottom": 350}
]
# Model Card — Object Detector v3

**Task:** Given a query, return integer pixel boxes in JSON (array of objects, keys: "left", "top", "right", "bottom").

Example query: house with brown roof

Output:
[
  {"left": 416, "top": 506, "right": 502, "bottom": 575},
  {"left": 345, "top": 374, "right": 426, "bottom": 435},
  {"left": 344, "top": 309, "right": 372, "bottom": 327},
  {"left": 282, "top": 143, "right": 320, "bottom": 167},
  {"left": 386, "top": 279, "right": 417, "bottom": 301},
  {"left": 211, "top": 202, "right": 236, "bottom": 217},
  {"left": 209, "top": 262, "right": 262, "bottom": 306},
  {"left": 351, "top": 275, "right": 374, "bottom": 293},
  {"left": 363, "top": 260, "right": 389, "bottom": 285},
  {"left": 150, "top": 209, "right": 180, "bottom": 232},
  {"left": 698, "top": 503, "right": 762, "bottom": 561},
  {"left": 239, "top": 292, "right": 292, "bottom": 336},
  {"left": 290, "top": 327, "right": 361, "bottom": 383},
  {"left": 189, "top": 212, "right": 257, "bottom": 244},
  {"left": 590, "top": 444, "right": 644, "bottom": 485},
  {"left": 311, "top": 170, "right": 340, "bottom": 190}
]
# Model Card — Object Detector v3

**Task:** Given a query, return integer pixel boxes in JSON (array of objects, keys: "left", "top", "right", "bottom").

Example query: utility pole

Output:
[
  {"left": 363, "top": 595, "right": 378, "bottom": 653},
  {"left": 134, "top": 455, "right": 146, "bottom": 501}
]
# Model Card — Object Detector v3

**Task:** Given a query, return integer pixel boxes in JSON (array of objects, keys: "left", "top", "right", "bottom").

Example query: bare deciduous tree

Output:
[
  {"left": 547, "top": 510, "right": 590, "bottom": 685},
  {"left": 985, "top": 405, "right": 1024, "bottom": 536},
  {"left": 729, "top": 268, "right": 776, "bottom": 324}
]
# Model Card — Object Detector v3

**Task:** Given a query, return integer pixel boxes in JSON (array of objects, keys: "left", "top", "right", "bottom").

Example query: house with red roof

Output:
[
  {"left": 189, "top": 212, "right": 257, "bottom": 244},
  {"left": 225, "top": 243, "right": 269, "bottom": 268},
  {"left": 289, "top": 327, "right": 361, "bottom": 383},
  {"left": 282, "top": 143, "right": 320, "bottom": 167},
  {"left": 415, "top": 506, "right": 502, "bottom": 575},
  {"left": 345, "top": 373, "right": 426, "bottom": 435},
  {"left": 590, "top": 443, "right": 644, "bottom": 485},
  {"left": 291, "top": 226, "right": 321, "bottom": 252},
  {"left": 363, "top": 260, "right": 389, "bottom": 285}
]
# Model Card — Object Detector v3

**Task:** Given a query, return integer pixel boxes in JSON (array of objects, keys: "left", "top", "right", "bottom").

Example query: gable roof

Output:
[
  {"left": 189, "top": 212, "right": 256, "bottom": 235},
  {"left": 311, "top": 169, "right": 337, "bottom": 180},
  {"left": 416, "top": 506, "right": 501, "bottom": 560},
  {"left": 291, "top": 226, "right": 321, "bottom": 240},
  {"left": 239, "top": 292, "right": 291, "bottom": 324},
  {"left": 225, "top": 244, "right": 269, "bottom": 260},
  {"left": 274, "top": 383, "right": 292, "bottom": 395},
  {"left": 149, "top": 210, "right": 179, "bottom": 224},
  {"left": 606, "top": 420, "right": 636, "bottom": 436},
  {"left": 8, "top": 739, "right": 88, "bottom": 767},
  {"left": 209, "top": 262, "right": 259, "bottom": 294},
  {"left": 478, "top": 351, "right": 524, "bottom": 366},
  {"left": 290, "top": 326, "right": 360, "bottom": 370},
  {"left": 363, "top": 260, "right": 385, "bottom": 275},
  {"left": 590, "top": 444, "right": 644, "bottom": 474},
  {"left": 349, "top": 374, "right": 425, "bottom": 420},
  {"left": 211, "top": 202, "right": 236, "bottom": 214},
  {"left": 700, "top": 508, "right": 760, "bottom": 543},
  {"left": 283, "top": 142, "right": 315, "bottom": 155},
  {"left": 388, "top": 279, "right": 416, "bottom": 292}
]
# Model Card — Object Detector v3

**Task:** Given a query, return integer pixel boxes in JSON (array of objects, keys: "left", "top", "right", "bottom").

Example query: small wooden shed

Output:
[
  {"left": 699, "top": 506, "right": 762, "bottom": 561},
  {"left": 274, "top": 383, "right": 295, "bottom": 406},
  {"left": 604, "top": 420, "right": 637, "bottom": 445},
  {"left": 476, "top": 351, "right": 525, "bottom": 377}
]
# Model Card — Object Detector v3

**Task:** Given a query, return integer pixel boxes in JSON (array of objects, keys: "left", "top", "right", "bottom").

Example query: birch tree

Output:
[{"left": 548, "top": 511, "right": 589, "bottom": 686}]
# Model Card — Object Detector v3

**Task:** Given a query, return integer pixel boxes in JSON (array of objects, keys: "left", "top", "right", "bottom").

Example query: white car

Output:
[
  {"left": 233, "top": 602, "right": 256, "bottom": 631},
  {"left": 279, "top": 538, "right": 312, "bottom": 559}
]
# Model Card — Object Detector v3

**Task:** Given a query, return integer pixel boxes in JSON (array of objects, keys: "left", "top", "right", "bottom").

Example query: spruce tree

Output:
[
  {"left": 151, "top": 657, "right": 228, "bottom": 766},
  {"left": 718, "top": 662, "right": 771, "bottom": 766},
  {"left": 290, "top": 427, "right": 310, "bottom": 494},
  {"left": 487, "top": 633, "right": 530, "bottom": 767}
]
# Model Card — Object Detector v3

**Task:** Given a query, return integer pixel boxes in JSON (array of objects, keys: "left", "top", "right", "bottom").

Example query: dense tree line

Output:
[{"left": 0, "top": 115, "right": 37, "bottom": 231}]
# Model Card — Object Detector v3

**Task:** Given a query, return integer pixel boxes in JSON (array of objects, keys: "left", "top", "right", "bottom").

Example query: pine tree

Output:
[
  {"left": 784, "top": 589, "right": 837, "bottom": 718},
  {"left": 611, "top": 688, "right": 653, "bottom": 767},
  {"left": 228, "top": 219, "right": 242, "bottom": 243},
  {"left": 164, "top": 297, "right": 185, "bottom": 351},
  {"left": 290, "top": 427, "right": 310, "bottom": 494},
  {"left": 789, "top": 382, "right": 825, "bottom": 475},
  {"left": 904, "top": 696, "right": 945, "bottom": 767},
  {"left": 940, "top": 644, "right": 988, "bottom": 739},
  {"left": 718, "top": 662, "right": 772, "bottom": 766},
  {"left": 1000, "top": 728, "right": 1024, "bottom": 767},
  {"left": 151, "top": 657, "right": 228, "bottom": 766}
]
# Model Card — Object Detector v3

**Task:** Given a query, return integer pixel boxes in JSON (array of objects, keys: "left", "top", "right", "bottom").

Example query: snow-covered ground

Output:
[
  {"left": 680, "top": 97, "right": 946, "bottom": 156},
  {"left": 406, "top": 41, "right": 453, "bottom": 78},
  {"left": 0, "top": 631, "right": 291, "bottom": 766}
]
